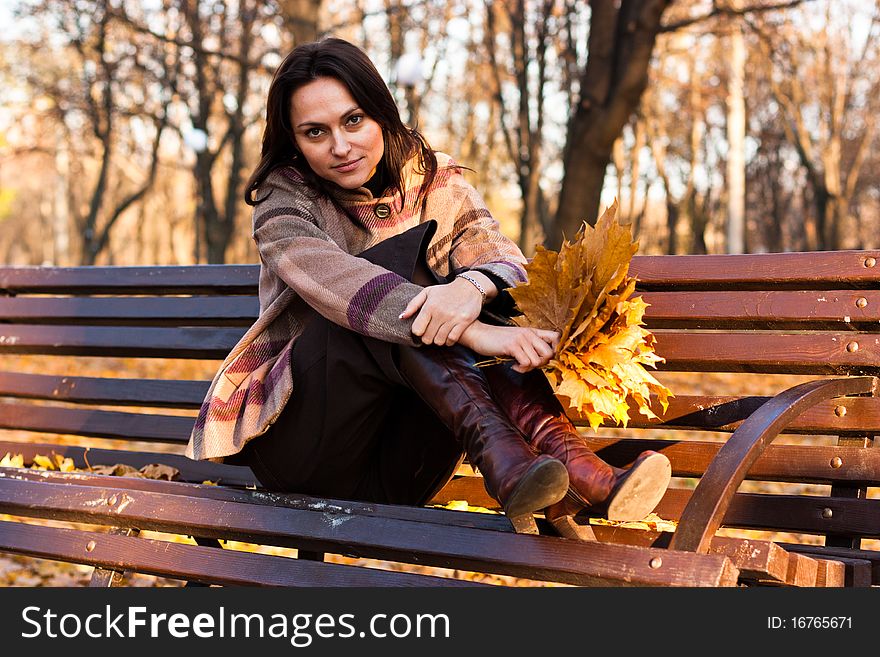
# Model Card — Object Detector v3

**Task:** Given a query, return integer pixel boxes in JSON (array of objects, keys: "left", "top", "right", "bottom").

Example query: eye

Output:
[
  {"left": 305, "top": 127, "right": 324, "bottom": 138},
  {"left": 347, "top": 114, "right": 364, "bottom": 126}
]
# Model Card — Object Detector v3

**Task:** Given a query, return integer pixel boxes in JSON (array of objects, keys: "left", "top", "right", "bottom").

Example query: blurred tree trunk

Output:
[
  {"left": 485, "top": 0, "right": 552, "bottom": 254},
  {"left": 183, "top": 0, "right": 259, "bottom": 264},
  {"left": 552, "top": 0, "right": 671, "bottom": 249},
  {"left": 278, "top": 0, "right": 322, "bottom": 48}
]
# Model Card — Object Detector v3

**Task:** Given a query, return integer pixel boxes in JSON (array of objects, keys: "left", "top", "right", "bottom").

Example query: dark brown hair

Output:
[{"left": 245, "top": 37, "right": 437, "bottom": 207}]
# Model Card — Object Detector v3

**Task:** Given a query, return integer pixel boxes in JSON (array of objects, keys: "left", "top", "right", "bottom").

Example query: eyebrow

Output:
[{"left": 295, "top": 106, "right": 361, "bottom": 129}]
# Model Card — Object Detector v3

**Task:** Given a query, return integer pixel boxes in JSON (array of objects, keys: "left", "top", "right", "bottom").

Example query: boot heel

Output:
[
  {"left": 507, "top": 512, "right": 539, "bottom": 534},
  {"left": 548, "top": 514, "right": 597, "bottom": 541},
  {"left": 501, "top": 456, "right": 568, "bottom": 534}
]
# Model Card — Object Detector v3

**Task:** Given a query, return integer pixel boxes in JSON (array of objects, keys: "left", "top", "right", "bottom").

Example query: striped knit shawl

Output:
[{"left": 185, "top": 153, "right": 528, "bottom": 461}]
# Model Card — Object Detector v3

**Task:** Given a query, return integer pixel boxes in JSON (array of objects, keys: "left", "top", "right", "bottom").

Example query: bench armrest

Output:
[{"left": 668, "top": 376, "right": 877, "bottom": 554}]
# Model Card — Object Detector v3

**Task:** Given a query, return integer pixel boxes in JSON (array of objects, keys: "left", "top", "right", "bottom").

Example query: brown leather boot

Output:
[
  {"left": 482, "top": 363, "right": 671, "bottom": 540},
  {"left": 397, "top": 344, "right": 569, "bottom": 534}
]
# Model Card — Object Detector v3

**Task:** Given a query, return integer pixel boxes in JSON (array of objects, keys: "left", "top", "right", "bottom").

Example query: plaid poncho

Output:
[{"left": 185, "top": 153, "right": 528, "bottom": 461}]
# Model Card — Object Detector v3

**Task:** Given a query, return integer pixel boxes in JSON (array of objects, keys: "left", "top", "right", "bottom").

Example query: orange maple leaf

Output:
[{"left": 508, "top": 199, "right": 672, "bottom": 430}]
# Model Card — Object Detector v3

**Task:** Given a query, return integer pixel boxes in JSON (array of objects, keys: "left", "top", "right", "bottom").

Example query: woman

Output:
[{"left": 185, "top": 37, "right": 670, "bottom": 540}]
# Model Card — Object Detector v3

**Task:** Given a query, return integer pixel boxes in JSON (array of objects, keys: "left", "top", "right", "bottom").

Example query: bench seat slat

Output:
[
  {"left": 0, "top": 297, "right": 258, "bottom": 326},
  {"left": 655, "top": 488, "right": 880, "bottom": 538},
  {"left": 0, "top": 468, "right": 517, "bottom": 534},
  {"left": 781, "top": 543, "right": 877, "bottom": 586},
  {"left": 0, "top": 477, "right": 739, "bottom": 586},
  {"left": 586, "top": 525, "right": 817, "bottom": 585},
  {"left": 0, "top": 520, "right": 482, "bottom": 587}
]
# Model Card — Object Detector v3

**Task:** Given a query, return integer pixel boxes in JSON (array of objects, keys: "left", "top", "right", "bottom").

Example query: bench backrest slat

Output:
[
  {"left": 654, "top": 331, "right": 880, "bottom": 374},
  {"left": 0, "top": 404, "right": 193, "bottom": 442},
  {"left": 641, "top": 290, "right": 880, "bottom": 328},
  {"left": 630, "top": 250, "right": 880, "bottom": 290},
  {"left": 0, "top": 325, "right": 244, "bottom": 358},
  {"left": 0, "top": 265, "right": 259, "bottom": 294},
  {"left": 0, "top": 372, "right": 208, "bottom": 407},
  {"left": 0, "top": 297, "right": 259, "bottom": 325},
  {"left": 0, "top": 442, "right": 259, "bottom": 487}
]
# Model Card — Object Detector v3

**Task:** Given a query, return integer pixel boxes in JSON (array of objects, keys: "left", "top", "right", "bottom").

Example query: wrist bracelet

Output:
[{"left": 456, "top": 272, "right": 487, "bottom": 303}]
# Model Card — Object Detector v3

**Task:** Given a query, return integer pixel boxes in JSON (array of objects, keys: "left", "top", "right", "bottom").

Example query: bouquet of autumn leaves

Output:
[{"left": 506, "top": 200, "right": 672, "bottom": 431}]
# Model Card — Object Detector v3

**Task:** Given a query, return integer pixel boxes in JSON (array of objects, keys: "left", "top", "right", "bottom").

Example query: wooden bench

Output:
[{"left": 1, "top": 250, "right": 878, "bottom": 587}]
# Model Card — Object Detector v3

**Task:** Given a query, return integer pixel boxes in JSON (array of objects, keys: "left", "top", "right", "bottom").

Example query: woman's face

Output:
[{"left": 289, "top": 77, "right": 385, "bottom": 190}]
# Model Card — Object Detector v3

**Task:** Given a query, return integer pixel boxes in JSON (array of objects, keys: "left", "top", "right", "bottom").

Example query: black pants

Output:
[{"left": 232, "top": 222, "right": 464, "bottom": 506}]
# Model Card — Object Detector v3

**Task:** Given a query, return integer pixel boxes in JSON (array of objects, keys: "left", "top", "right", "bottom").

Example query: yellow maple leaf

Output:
[
  {"left": 54, "top": 454, "right": 76, "bottom": 472},
  {"left": 0, "top": 452, "right": 25, "bottom": 468},
  {"left": 32, "top": 454, "right": 56, "bottom": 470},
  {"left": 508, "top": 199, "right": 673, "bottom": 429},
  {"left": 434, "top": 500, "right": 499, "bottom": 514}
]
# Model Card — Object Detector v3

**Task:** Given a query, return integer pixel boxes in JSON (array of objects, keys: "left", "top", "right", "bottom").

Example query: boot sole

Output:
[
  {"left": 504, "top": 457, "right": 569, "bottom": 534},
  {"left": 606, "top": 452, "right": 672, "bottom": 522}
]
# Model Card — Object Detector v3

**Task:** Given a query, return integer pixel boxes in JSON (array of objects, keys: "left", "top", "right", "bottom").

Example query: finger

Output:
[
  {"left": 433, "top": 321, "right": 453, "bottom": 346},
  {"left": 534, "top": 328, "right": 561, "bottom": 349},
  {"left": 421, "top": 317, "right": 440, "bottom": 345},
  {"left": 534, "top": 337, "right": 554, "bottom": 359},
  {"left": 411, "top": 308, "right": 430, "bottom": 337},
  {"left": 511, "top": 346, "right": 532, "bottom": 373},
  {"left": 520, "top": 342, "right": 542, "bottom": 369},
  {"left": 445, "top": 322, "right": 468, "bottom": 346},
  {"left": 400, "top": 289, "right": 428, "bottom": 320}
]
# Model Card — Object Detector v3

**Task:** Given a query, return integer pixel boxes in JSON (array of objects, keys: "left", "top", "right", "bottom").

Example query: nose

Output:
[{"left": 330, "top": 131, "right": 351, "bottom": 158}]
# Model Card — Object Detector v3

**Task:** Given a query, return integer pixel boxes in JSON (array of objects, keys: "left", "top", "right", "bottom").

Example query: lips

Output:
[{"left": 332, "top": 157, "right": 363, "bottom": 173}]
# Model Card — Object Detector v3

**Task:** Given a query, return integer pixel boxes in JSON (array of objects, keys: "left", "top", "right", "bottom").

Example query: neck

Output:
[{"left": 364, "top": 167, "right": 391, "bottom": 197}]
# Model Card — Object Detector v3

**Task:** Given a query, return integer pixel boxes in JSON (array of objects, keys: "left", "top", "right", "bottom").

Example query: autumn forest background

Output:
[{"left": 1, "top": 0, "right": 878, "bottom": 268}]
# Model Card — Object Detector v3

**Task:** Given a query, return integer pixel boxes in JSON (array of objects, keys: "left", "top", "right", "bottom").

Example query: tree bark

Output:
[
  {"left": 552, "top": 0, "right": 671, "bottom": 249},
  {"left": 278, "top": 0, "right": 322, "bottom": 47}
]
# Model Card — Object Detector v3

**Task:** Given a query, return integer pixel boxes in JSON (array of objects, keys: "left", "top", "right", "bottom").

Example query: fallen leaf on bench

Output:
[
  {"left": 0, "top": 452, "right": 25, "bottom": 468},
  {"left": 32, "top": 454, "right": 55, "bottom": 470},
  {"left": 87, "top": 463, "right": 180, "bottom": 481},
  {"left": 507, "top": 199, "right": 673, "bottom": 430},
  {"left": 434, "top": 500, "right": 499, "bottom": 514},
  {"left": 21, "top": 452, "right": 76, "bottom": 472},
  {"left": 89, "top": 464, "right": 141, "bottom": 477},
  {"left": 138, "top": 464, "right": 180, "bottom": 481},
  {"left": 54, "top": 454, "right": 76, "bottom": 472},
  {"left": 589, "top": 513, "right": 678, "bottom": 533}
]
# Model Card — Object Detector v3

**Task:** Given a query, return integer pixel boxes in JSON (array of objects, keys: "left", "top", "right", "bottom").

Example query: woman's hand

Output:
[
  {"left": 400, "top": 277, "right": 487, "bottom": 346},
  {"left": 459, "top": 321, "right": 560, "bottom": 373}
]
